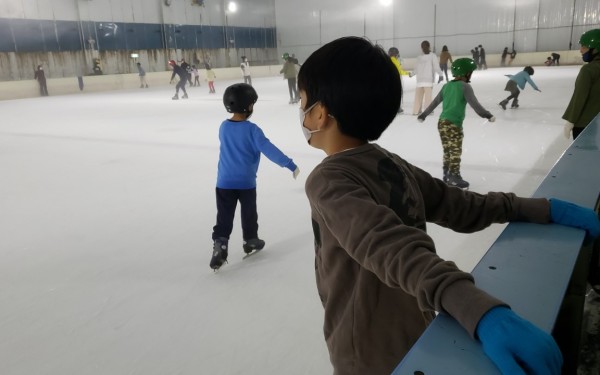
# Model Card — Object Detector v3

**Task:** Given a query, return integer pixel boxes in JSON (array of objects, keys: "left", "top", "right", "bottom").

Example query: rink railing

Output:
[{"left": 392, "top": 116, "right": 600, "bottom": 374}]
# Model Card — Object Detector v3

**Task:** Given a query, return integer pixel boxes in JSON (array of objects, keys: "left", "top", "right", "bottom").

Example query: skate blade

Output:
[{"left": 242, "top": 249, "right": 263, "bottom": 260}]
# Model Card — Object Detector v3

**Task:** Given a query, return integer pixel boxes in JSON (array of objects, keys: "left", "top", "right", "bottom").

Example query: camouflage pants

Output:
[{"left": 438, "top": 119, "right": 464, "bottom": 175}]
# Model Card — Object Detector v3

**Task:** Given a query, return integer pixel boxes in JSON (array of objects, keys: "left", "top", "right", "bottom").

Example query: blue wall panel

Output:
[{"left": 0, "top": 18, "right": 276, "bottom": 52}]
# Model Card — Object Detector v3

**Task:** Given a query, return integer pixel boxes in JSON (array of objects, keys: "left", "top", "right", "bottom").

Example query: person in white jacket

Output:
[{"left": 413, "top": 40, "right": 443, "bottom": 115}]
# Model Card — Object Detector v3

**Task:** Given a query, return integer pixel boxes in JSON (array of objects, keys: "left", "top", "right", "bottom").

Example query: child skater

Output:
[
  {"left": 296, "top": 36, "right": 600, "bottom": 375},
  {"left": 210, "top": 83, "right": 300, "bottom": 270},
  {"left": 499, "top": 66, "right": 541, "bottom": 109},
  {"left": 418, "top": 58, "right": 495, "bottom": 189},
  {"left": 388, "top": 47, "right": 412, "bottom": 113},
  {"left": 205, "top": 63, "right": 216, "bottom": 94}
]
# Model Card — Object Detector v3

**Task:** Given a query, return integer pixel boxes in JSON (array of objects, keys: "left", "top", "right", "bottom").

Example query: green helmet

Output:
[
  {"left": 451, "top": 58, "right": 477, "bottom": 77},
  {"left": 579, "top": 29, "right": 600, "bottom": 49},
  {"left": 282, "top": 52, "right": 289, "bottom": 60}
]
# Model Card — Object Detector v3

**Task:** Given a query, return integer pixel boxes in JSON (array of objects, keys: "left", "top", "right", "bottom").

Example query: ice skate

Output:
[
  {"left": 511, "top": 102, "right": 519, "bottom": 109},
  {"left": 145, "top": 84, "right": 149, "bottom": 88},
  {"left": 243, "top": 238, "right": 265, "bottom": 255},
  {"left": 447, "top": 173, "right": 469, "bottom": 189},
  {"left": 499, "top": 100, "right": 508, "bottom": 110},
  {"left": 182, "top": 93, "right": 188, "bottom": 99},
  {"left": 140, "top": 85, "right": 144, "bottom": 88},
  {"left": 210, "top": 237, "right": 229, "bottom": 270},
  {"left": 172, "top": 94, "right": 179, "bottom": 100}
]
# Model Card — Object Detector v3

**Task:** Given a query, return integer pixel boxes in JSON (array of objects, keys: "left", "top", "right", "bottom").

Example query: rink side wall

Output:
[{"left": 0, "top": 50, "right": 584, "bottom": 101}]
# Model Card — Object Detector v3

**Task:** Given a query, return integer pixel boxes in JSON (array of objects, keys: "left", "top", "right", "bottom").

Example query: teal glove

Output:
[
  {"left": 476, "top": 306, "right": 562, "bottom": 375},
  {"left": 549, "top": 198, "right": 600, "bottom": 239}
]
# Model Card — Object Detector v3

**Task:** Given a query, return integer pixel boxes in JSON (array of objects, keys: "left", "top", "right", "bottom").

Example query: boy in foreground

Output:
[{"left": 297, "top": 36, "right": 599, "bottom": 375}]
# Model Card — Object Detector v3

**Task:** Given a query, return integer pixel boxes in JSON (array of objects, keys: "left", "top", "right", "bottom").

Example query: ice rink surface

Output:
[{"left": 0, "top": 65, "right": 579, "bottom": 374}]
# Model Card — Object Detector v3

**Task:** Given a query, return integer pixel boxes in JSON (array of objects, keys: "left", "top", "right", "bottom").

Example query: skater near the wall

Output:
[
  {"left": 438, "top": 45, "right": 453, "bottom": 82},
  {"left": 501, "top": 47, "right": 509, "bottom": 66},
  {"left": 498, "top": 66, "right": 541, "bottom": 109},
  {"left": 296, "top": 36, "right": 600, "bottom": 375},
  {"left": 478, "top": 44, "right": 487, "bottom": 69},
  {"left": 33, "top": 65, "right": 48, "bottom": 96},
  {"left": 205, "top": 63, "right": 216, "bottom": 94},
  {"left": 418, "top": 58, "right": 494, "bottom": 189},
  {"left": 180, "top": 58, "right": 193, "bottom": 86},
  {"left": 240, "top": 56, "right": 252, "bottom": 86},
  {"left": 136, "top": 62, "right": 148, "bottom": 88},
  {"left": 563, "top": 29, "right": 600, "bottom": 140},
  {"left": 168, "top": 59, "right": 189, "bottom": 100},
  {"left": 551, "top": 52, "right": 561, "bottom": 66},
  {"left": 388, "top": 47, "right": 412, "bottom": 113},
  {"left": 192, "top": 65, "right": 200, "bottom": 86},
  {"left": 412, "top": 40, "right": 442, "bottom": 115},
  {"left": 210, "top": 83, "right": 300, "bottom": 270}
]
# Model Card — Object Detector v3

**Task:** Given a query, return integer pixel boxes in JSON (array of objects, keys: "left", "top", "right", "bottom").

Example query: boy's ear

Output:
[{"left": 314, "top": 103, "right": 334, "bottom": 129}]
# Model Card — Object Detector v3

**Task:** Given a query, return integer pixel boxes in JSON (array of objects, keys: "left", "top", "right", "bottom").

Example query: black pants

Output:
[
  {"left": 287, "top": 78, "right": 298, "bottom": 101},
  {"left": 503, "top": 80, "right": 520, "bottom": 104},
  {"left": 38, "top": 80, "right": 48, "bottom": 96},
  {"left": 212, "top": 188, "right": 258, "bottom": 241},
  {"left": 175, "top": 79, "right": 187, "bottom": 95}
]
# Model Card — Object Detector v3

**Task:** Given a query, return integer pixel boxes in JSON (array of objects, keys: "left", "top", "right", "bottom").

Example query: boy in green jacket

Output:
[{"left": 297, "top": 36, "right": 600, "bottom": 375}]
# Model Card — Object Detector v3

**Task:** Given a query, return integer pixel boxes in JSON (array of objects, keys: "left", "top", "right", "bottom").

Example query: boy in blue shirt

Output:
[
  {"left": 418, "top": 58, "right": 495, "bottom": 189},
  {"left": 499, "top": 66, "right": 541, "bottom": 109},
  {"left": 210, "top": 83, "right": 300, "bottom": 270}
]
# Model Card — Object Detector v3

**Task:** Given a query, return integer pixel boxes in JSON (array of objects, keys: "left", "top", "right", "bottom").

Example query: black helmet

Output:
[{"left": 223, "top": 83, "right": 258, "bottom": 113}]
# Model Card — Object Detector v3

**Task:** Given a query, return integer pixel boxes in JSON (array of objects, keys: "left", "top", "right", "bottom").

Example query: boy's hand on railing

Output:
[
  {"left": 549, "top": 198, "right": 600, "bottom": 239},
  {"left": 476, "top": 306, "right": 562, "bottom": 375}
]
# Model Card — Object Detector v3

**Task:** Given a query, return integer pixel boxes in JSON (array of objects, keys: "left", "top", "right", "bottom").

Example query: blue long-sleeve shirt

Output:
[
  {"left": 216, "top": 119, "right": 296, "bottom": 189},
  {"left": 506, "top": 71, "right": 539, "bottom": 91}
]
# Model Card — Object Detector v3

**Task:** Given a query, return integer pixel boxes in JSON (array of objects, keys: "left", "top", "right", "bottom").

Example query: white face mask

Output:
[{"left": 300, "top": 102, "right": 319, "bottom": 142}]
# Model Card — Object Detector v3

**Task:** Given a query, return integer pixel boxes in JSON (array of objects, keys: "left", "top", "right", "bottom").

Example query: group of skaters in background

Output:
[{"left": 501, "top": 47, "right": 518, "bottom": 66}]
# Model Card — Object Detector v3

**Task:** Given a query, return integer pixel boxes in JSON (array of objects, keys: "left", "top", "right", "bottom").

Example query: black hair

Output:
[
  {"left": 524, "top": 66, "right": 534, "bottom": 75},
  {"left": 442, "top": 45, "right": 448, "bottom": 52},
  {"left": 297, "top": 37, "right": 401, "bottom": 141}
]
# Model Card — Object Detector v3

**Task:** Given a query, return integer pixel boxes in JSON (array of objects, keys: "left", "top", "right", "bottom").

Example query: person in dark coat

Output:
[
  {"left": 551, "top": 53, "right": 561, "bottom": 66},
  {"left": 168, "top": 60, "right": 189, "bottom": 100},
  {"left": 478, "top": 44, "right": 487, "bottom": 69},
  {"left": 180, "top": 58, "right": 193, "bottom": 86},
  {"left": 34, "top": 65, "right": 48, "bottom": 96},
  {"left": 501, "top": 47, "right": 509, "bottom": 66}
]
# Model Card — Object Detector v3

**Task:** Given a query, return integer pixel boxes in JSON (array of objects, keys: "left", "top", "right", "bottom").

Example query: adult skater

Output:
[
  {"left": 240, "top": 56, "right": 252, "bottom": 86},
  {"left": 168, "top": 60, "right": 188, "bottom": 100},
  {"left": 136, "top": 62, "right": 148, "bottom": 88},
  {"left": 180, "top": 58, "right": 193, "bottom": 86},
  {"left": 210, "top": 83, "right": 299, "bottom": 270},
  {"left": 33, "top": 65, "right": 48, "bottom": 96},
  {"left": 412, "top": 40, "right": 442, "bottom": 115},
  {"left": 563, "top": 29, "right": 600, "bottom": 140},
  {"left": 498, "top": 66, "right": 540, "bottom": 109},
  {"left": 478, "top": 44, "right": 487, "bottom": 69},
  {"left": 551, "top": 52, "right": 561, "bottom": 66},
  {"left": 438, "top": 45, "right": 453, "bottom": 82},
  {"left": 296, "top": 35, "right": 600, "bottom": 375},
  {"left": 388, "top": 47, "right": 412, "bottom": 113},
  {"left": 472, "top": 47, "right": 480, "bottom": 68},
  {"left": 280, "top": 53, "right": 299, "bottom": 104},
  {"left": 501, "top": 47, "right": 509, "bottom": 66},
  {"left": 418, "top": 58, "right": 495, "bottom": 189}
]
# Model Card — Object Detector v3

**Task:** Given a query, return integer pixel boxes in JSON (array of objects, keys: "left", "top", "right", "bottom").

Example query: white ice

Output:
[{"left": 0, "top": 66, "right": 578, "bottom": 374}]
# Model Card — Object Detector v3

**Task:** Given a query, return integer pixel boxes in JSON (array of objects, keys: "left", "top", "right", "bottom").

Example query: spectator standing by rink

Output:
[
  {"left": 136, "top": 62, "right": 148, "bottom": 88},
  {"left": 478, "top": 44, "right": 487, "bottom": 69},
  {"left": 498, "top": 66, "right": 541, "bottom": 109},
  {"left": 501, "top": 47, "right": 509, "bottom": 66},
  {"left": 280, "top": 53, "right": 299, "bottom": 104},
  {"left": 412, "top": 40, "right": 442, "bottom": 115},
  {"left": 438, "top": 45, "right": 453, "bottom": 82},
  {"left": 240, "top": 56, "right": 252, "bottom": 86},
  {"left": 562, "top": 29, "right": 600, "bottom": 140},
  {"left": 33, "top": 65, "right": 48, "bottom": 96},
  {"left": 205, "top": 63, "right": 216, "bottom": 94},
  {"left": 168, "top": 59, "right": 189, "bottom": 100}
]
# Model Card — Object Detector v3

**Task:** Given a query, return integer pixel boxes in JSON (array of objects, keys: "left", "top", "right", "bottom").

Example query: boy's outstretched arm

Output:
[
  {"left": 417, "top": 91, "right": 443, "bottom": 122},
  {"left": 463, "top": 83, "right": 495, "bottom": 121},
  {"left": 476, "top": 306, "right": 562, "bottom": 375}
]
